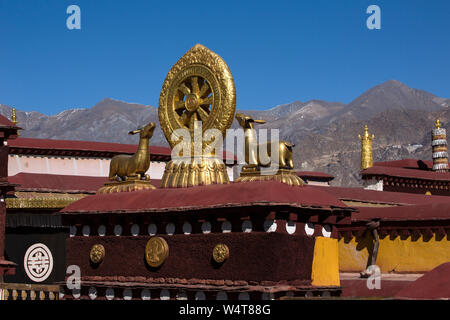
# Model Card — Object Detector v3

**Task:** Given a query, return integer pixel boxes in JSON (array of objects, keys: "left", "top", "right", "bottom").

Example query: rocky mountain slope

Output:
[{"left": 1, "top": 80, "right": 448, "bottom": 187}]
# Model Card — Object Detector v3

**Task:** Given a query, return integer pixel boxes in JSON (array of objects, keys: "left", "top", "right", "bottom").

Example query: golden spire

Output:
[
  {"left": 435, "top": 119, "right": 441, "bottom": 129},
  {"left": 358, "top": 125, "right": 374, "bottom": 170},
  {"left": 11, "top": 107, "right": 19, "bottom": 136},
  {"left": 11, "top": 108, "right": 17, "bottom": 125}
]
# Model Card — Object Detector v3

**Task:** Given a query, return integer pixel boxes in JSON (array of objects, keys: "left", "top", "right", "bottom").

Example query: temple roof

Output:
[
  {"left": 8, "top": 137, "right": 171, "bottom": 160},
  {"left": 352, "top": 202, "right": 450, "bottom": 222},
  {"left": 311, "top": 185, "right": 450, "bottom": 206},
  {"left": 295, "top": 171, "right": 334, "bottom": 181},
  {"left": 9, "top": 172, "right": 109, "bottom": 193},
  {"left": 373, "top": 159, "right": 433, "bottom": 170},
  {"left": 394, "top": 262, "right": 450, "bottom": 299},
  {"left": 361, "top": 165, "right": 450, "bottom": 181},
  {"left": 61, "top": 181, "right": 352, "bottom": 215},
  {"left": 0, "top": 114, "right": 15, "bottom": 127},
  {"left": 0, "top": 114, "right": 20, "bottom": 140},
  {"left": 312, "top": 185, "right": 450, "bottom": 225}
]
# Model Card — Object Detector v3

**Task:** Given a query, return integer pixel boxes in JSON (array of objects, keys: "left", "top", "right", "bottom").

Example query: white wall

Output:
[{"left": 8, "top": 155, "right": 235, "bottom": 181}]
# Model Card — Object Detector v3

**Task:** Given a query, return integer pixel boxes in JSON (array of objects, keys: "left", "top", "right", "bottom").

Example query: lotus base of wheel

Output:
[
  {"left": 97, "top": 180, "right": 156, "bottom": 194},
  {"left": 160, "top": 156, "right": 230, "bottom": 188}
]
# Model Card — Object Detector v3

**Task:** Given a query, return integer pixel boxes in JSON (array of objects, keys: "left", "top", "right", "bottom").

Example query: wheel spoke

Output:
[
  {"left": 200, "top": 104, "right": 210, "bottom": 113},
  {"left": 198, "top": 81, "right": 210, "bottom": 98},
  {"left": 197, "top": 107, "right": 209, "bottom": 122},
  {"left": 178, "top": 83, "right": 191, "bottom": 96},
  {"left": 180, "top": 112, "right": 191, "bottom": 126},
  {"left": 200, "top": 95, "right": 213, "bottom": 106},
  {"left": 191, "top": 77, "right": 200, "bottom": 95},
  {"left": 174, "top": 100, "right": 185, "bottom": 111}
]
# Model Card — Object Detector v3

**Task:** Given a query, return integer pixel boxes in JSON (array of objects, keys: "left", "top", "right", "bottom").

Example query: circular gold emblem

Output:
[
  {"left": 90, "top": 244, "right": 105, "bottom": 264},
  {"left": 159, "top": 44, "right": 236, "bottom": 150},
  {"left": 145, "top": 237, "right": 169, "bottom": 268},
  {"left": 212, "top": 244, "right": 229, "bottom": 263}
]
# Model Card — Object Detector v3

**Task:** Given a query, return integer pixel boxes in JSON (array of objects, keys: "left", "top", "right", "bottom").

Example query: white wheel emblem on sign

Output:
[{"left": 24, "top": 243, "right": 53, "bottom": 282}]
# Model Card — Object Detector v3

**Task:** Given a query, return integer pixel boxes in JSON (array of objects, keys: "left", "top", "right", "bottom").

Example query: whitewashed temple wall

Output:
[{"left": 8, "top": 155, "right": 234, "bottom": 181}]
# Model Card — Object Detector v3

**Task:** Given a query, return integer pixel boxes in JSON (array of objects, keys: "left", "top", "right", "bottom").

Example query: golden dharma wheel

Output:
[
  {"left": 159, "top": 44, "right": 236, "bottom": 149},
  {"left": 145, "top": 237, "right": 169, "bottom": 268},
  {"left": 212, "top": 243, "right": 230, "bottom": 263}
]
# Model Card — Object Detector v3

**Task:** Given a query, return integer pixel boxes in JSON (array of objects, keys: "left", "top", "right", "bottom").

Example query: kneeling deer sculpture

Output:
[
  {"left": 109, "top": 122, "right": 156, "bottom": 181},
  {"left": 235, "top": 113, "right": 294, "bottom": 169}
]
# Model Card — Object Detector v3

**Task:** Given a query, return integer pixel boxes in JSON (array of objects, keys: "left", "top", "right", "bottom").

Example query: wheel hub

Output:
[{"left": 185, "top": 94, "right": 199, "bottom": 112}]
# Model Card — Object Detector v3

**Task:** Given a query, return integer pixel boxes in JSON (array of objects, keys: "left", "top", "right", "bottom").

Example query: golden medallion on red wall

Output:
[
  {"left": 145, "top": 237, "right": 169, "bottom": 268},
  {"left": 212, "top": 244, "right": 229, "bottom": 263},
  {"left": 90, "top": 244, "right": 105, "bottom": 264}
]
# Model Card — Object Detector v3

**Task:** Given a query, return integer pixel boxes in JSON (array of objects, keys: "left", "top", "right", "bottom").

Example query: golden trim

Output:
[{"left": 6, "top": 196, "right": 85, "bottom": 209}]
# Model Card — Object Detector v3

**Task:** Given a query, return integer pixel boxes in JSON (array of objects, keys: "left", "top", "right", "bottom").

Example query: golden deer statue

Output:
[
  {"left": 235, "top": 113, "right": 294, "bottom": 169},
  {"left": 109, "top": 122, "right": 156, "bottom": 181}
]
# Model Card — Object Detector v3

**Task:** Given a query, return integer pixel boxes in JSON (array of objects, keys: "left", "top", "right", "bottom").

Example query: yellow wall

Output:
[
  {"left": 311, "top": 237, "right": 340, "bottom": 286},
  {"left": 339, "top": 233, "right": 450, "bottom": 273}
]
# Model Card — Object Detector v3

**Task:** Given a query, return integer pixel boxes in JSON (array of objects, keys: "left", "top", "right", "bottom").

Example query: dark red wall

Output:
[
  {"left": 66, "top": 232, "right": 316, "bottom": 283},
  {"left": 0, "top": 145, "right": 9, "bottom": 182}
]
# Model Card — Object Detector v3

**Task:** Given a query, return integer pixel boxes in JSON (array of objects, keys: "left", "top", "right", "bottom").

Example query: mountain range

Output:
[{"left": 1, "top": 80, "right": 449, "bottom": 187}]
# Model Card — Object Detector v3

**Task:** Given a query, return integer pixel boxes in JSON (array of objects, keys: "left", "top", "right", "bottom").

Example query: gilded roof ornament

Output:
[
  {"left": 159, "top": 44, "right": 236, "bottom": 150},
  {"left": 97, "top": 122, "right": 157, "bottom": 194},
  {"left": 159, "top": 44, "right": 235, "bottom": 188},
  {"left": 234, "top": 113, "right": 304, "bottom": 186},
  {"left": 435, "top": 119, "right": 441, "bottom": 129},
  {"left": 359, "top": 125, "right": 374, "bottom": 141},
  {"left": 359, "top": 125, "right": 374, "bottom": 171},
  {"left": 11, "top": 107, "right": 19, "bottom": 136}
]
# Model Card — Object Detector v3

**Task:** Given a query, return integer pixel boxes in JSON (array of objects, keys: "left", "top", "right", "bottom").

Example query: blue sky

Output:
[{"left": 0, "top": 0, "right": 449, "bottom": 114}]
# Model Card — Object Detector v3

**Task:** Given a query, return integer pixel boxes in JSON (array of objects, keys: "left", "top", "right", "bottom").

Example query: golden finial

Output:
[
  {"left": 11, "top": 107, "right": 19, "bottom": 136},
  {"left": 359, "top": 125, "right": 375, "bottom": 141},
  {"left": 435, "top": 119, "right": 441, "bottom": 129},
  {"left": 11, "top": 108, "right": 17, "bottom": 125},
  {"left": 359, "top": 125, "right": 374, "bottom": 170}
]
